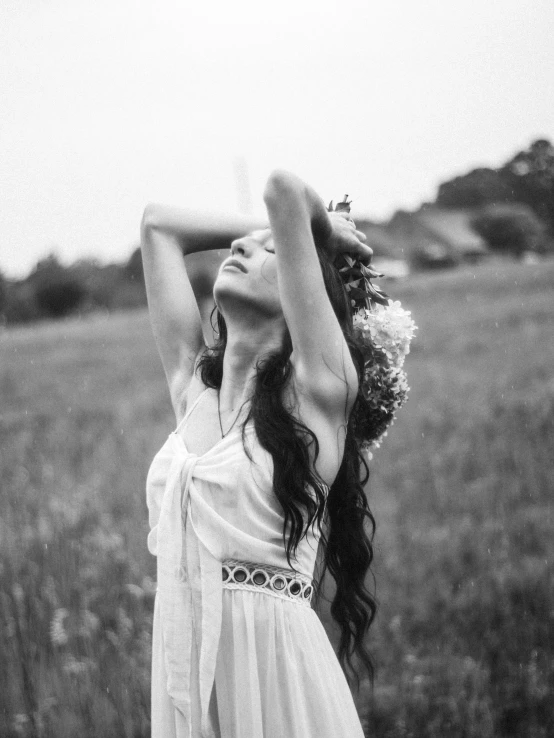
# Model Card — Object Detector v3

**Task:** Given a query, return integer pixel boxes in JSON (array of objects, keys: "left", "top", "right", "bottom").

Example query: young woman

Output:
[{"left": 142, "top": 170, "right": 377, "bottom": 737}]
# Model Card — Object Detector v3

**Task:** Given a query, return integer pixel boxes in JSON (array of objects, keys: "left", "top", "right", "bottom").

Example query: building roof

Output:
[{"left": 415, "top": 207, "right": 488, "bottom": 255}]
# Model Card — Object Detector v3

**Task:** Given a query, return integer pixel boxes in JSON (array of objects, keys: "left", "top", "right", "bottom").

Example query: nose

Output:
[{"left": 230, "top": 237, "right": 252, "bottom": 257}]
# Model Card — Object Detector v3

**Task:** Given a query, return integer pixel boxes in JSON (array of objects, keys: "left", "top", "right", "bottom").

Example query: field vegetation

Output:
[{"left": 1, "top": 259, "right": 553, "bottom": 737}]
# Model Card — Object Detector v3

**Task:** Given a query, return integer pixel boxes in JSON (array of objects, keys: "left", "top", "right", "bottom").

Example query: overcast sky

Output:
[{"left": 1, "top": 0, "right": 553, "bottom": 278}]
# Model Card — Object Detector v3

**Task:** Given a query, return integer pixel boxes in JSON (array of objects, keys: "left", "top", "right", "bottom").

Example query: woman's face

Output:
[{"left": 213, "top": 229, "right": 282, "bottom": 318}]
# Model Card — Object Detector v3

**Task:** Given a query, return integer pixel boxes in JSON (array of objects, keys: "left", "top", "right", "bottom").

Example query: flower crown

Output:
[{"left": 328, "top": 196, "right": 417, "bottom": 458}]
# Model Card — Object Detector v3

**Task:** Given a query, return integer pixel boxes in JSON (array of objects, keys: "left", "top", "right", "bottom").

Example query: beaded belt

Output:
[{"left": 222, "top": 559, "right": 313, "bottom": 607}]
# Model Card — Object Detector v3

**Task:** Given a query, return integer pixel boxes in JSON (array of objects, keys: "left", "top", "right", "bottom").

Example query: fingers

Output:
[
  {"left": 360, "top": 245, "right": 373, "bottom": 264},
  {"left": 330, "top": 211, "right": 364, "bottom": 235},
  {"left": 348, "top": 233, "right": 373, "bottom": 263},
  {"left": 358, "top": 237, "right": 373, "bottom": 262},
  {"left": 350, "top": 229, "right": 371, "bottom": 258},
  {"left": 331, "top": 210, "right": 356, "bottom": 227},
  {"left": 341, "top": 220, "right": 368, "bottom": 246},
  {"left": 330, "top": 212, "right": 373, "bottom": 261}
]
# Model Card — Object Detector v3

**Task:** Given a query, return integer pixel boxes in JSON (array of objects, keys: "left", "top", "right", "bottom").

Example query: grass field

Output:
[{"left": 1, "top": 258, "right": 553, "bottom": 737}]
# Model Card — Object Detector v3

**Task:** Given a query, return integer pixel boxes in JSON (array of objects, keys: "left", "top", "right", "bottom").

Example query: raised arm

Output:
[
  {"left": 140, "top": 205, "right": 220, "bottom": 414},
  {"left": 263, "top": 170, "right": 372, "bottom": 416}
]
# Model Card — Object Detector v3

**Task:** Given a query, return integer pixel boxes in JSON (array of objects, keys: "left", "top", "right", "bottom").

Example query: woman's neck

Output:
[{"left": 219, "top": 318, "right": 285, "bottom": 411}]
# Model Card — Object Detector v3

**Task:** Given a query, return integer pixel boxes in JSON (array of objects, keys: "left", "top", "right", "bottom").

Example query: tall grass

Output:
[
  {"left": 1, "top": 259, "right": 553, "bottom": 737},
  {"left": 360, "top": 260, "right": 554, "bottom": 737}
]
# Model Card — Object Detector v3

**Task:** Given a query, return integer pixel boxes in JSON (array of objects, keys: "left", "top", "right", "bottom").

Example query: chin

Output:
[{"left": 215, "top": 288, "right": 281, "bottom": 318}]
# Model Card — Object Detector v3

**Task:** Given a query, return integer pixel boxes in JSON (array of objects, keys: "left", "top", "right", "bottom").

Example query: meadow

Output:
[{"left": 1, "top": 258, "right": 553, "bottom": 737}]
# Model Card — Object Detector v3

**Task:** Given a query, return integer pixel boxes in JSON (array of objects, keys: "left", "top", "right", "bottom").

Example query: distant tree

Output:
[
  {"left": 501, "top": 139, "right": 554, "bottom": 233},
  {"left": 3, "top": 249, "right": 150, "bottom": 324},
  {"left": 436, "top": 167, "right": 514, "bottom": 209},
  {"left": 18, "top": 251, "right": 87, "bottom": 319},
  {"left": 2, "top": 283, "right": 43, "bottom": 323},
  {"left": 435, "top": 138, "right": 554, "bottom": 237},
  {"left": 31, "top": 252, "right": 64, "bottom": 278},
  {"left": 35, "top": 278, "right": 86, "bottom": 317},
  {"left": 471, "top": 203, "right": 548, "bottom": 258}
]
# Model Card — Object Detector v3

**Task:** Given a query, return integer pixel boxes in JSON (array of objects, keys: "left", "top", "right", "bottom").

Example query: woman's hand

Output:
[{"left": 325, "top": 211, "right": 373, "bottom": 265}]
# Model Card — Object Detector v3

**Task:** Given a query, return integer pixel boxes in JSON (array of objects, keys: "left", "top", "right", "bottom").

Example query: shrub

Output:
[
  {"left": 35, "top": 279, "right": 86, "bottom": 318},
  {"left": 471, "top": 204, "right": 549, "bottom": 258}
]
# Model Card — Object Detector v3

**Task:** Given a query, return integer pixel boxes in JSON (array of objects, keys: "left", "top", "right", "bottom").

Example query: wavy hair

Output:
[{"left": 197, "top": 248, "right": 378, "bottom": 688}]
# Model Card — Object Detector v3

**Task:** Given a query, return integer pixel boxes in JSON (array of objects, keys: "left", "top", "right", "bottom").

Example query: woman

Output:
[{"left": 142, "top": 170, "right": 376, "bottom": 738}]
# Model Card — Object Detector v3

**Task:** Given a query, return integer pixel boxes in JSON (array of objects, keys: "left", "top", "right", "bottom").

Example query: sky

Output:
[{"left": 1, "top": 0, "right": 553, "bottom": 278}]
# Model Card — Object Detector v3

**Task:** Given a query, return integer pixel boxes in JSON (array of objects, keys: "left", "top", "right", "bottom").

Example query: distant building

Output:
[{"left": 387, "top": 206, "right": 489, "bottom": 268}]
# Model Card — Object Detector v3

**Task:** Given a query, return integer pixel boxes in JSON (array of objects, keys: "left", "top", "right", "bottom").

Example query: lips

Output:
[{"left": 223, "top": 259, "right": 247, "bottom": 273}]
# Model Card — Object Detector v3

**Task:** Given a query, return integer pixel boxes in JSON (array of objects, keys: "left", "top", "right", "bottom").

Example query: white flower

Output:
[
  {"left": 50, "top": 608, "right": 69, "bottom": 647},
  {"left": 353, "top": 301, "right": 417, "bottom": 369},
  {"left": 353, "top": 298, "right": 417, "bottom": 455},
  {"left": 62, "top": 655, "right": 92, "bottom": 676}
]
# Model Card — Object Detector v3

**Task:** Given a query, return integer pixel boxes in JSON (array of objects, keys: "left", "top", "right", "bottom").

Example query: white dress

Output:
[{"left": 146, "top": 388, "right": 366, "bottom": 738}]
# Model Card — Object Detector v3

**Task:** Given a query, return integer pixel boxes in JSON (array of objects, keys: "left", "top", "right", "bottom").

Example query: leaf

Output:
[
  {"left": 349, "top": 287, "right": 369, "bottom": 299},
  {"left": 326, "top": 200, "right": 395, "bottom": 310},
  {"left": 361, "top": 264, "right": 384, "bottom": 279},
  {"left": 340, "top": 254, "right": 356, "bottom": 268},
  {"left": 369, "top": 292, "right": 390, "bottom": 307}
]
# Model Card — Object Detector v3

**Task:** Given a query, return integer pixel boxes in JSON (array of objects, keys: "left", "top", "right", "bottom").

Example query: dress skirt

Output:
[{"left": 151, "top": 587, "right": 366, "bottom": 738}]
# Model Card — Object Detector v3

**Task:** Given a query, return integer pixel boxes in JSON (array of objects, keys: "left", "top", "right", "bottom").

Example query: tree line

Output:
[
  {"left": 436, "top": 138, "right": 554, "bottom": 258},
  {"left": 0, "top": 249, "right": 146, "bottom": 325},
  {"left": 1, "top": 138, "right": 553, "bottom": 326}
]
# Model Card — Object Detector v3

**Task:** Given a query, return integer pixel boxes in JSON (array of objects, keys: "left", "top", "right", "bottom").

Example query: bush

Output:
[
  {"left": 471, "top": 204, "right": 548, "bottom": 258},
  {"left": 35, "top": 279, "right": 86, "bottom": 318}
]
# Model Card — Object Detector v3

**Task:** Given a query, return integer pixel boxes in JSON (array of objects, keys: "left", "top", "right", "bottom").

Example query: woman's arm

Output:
[
  {"left": 140, "top": 204, "right": 223, "bottom": 414},
  {"left": 263, "top": 170, "right": 372, "bottom": 416}
]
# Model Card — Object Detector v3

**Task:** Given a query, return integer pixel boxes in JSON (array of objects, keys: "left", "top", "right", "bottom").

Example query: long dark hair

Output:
[{"left": 197, "top": 248, "right": 378, "bottom": 688}]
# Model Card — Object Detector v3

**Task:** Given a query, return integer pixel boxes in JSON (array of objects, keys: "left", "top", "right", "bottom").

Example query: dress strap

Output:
[{"left": 175, "top": 388, "right": 209, "bottom": 433}]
